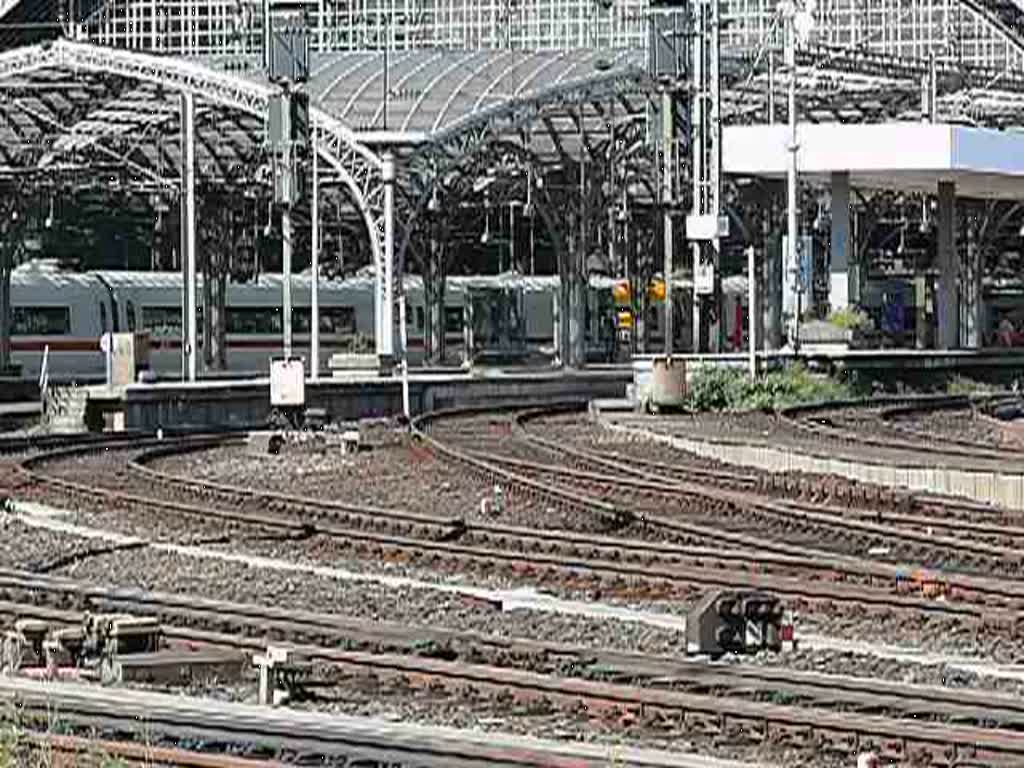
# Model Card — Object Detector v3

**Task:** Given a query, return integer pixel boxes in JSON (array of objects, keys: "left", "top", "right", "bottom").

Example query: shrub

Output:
[
  {"left": 827, "top": 306, "right": 872, "bottom": 332},
  {"left": 946, "top": 375, "right": 995, "bottom": 396},
  {"left": 686, "top": 363, "right": 853, "bottom": 412},
  {"left": 686, "top": 365, "right": 751, "bottom": 411}
]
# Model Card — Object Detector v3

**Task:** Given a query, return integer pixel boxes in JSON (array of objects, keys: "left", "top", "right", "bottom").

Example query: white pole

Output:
[
  {"left": 381, "top": 153, "right": 396, "bottom": 360},
  {"left": 310, "top": 117, "right": 320, "bottom": 380},
  {"left": 785, "top": 7, "right": 800, "bottom": 353},
  {"left": 661, "top": 87, "right": 674, "bottom": 356},
  {"left": 282, "top": 204, "right": 293, "bottom": 360},
  {"left": 181, "top": 90, "right": 197, "bottom": 383},
  {"left": 747, "top": 245, "right": 757, "bottom": 378}
]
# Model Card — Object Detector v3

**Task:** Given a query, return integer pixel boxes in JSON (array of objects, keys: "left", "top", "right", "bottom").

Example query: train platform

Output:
[
  {"left": 83, "top": 366, "right": 632, "bottom": 431},
  {"left": 593, "top": 399, "right": 1024, "bottom": 511},
  {"left": 0, "top": 401, "right": 41, "bottom": 432},
  {"left": 633, "top": 348, "right": 1024, "bottom": 377}
]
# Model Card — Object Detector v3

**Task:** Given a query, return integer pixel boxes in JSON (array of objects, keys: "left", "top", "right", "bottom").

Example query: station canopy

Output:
[
  {"left": 0, "top": 41, "right": 649, "bottom": 188},
  {"left": 0, "top": 37, "right": 1023, "bottom": 191}
]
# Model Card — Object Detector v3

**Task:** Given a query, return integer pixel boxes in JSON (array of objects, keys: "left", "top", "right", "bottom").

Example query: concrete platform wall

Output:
[
  {"left": 604, "top": 420, "right": 1024, "bottom": 511},
  {"left": 114, "top": 371, "right": 630, "bottom": 430}
]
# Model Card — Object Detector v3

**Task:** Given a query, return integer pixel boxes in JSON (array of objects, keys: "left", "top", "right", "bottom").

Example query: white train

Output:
[
  {"left": 5, "top": 267, "right": 626, "bottom": 380},
  {"left": 5, "top": 265, "right": 754, "bottom": 381}
]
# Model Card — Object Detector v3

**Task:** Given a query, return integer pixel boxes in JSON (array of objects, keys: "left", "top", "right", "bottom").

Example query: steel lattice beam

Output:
[{"left": 0, "top": 38, "right": 390, "bottom": 293}]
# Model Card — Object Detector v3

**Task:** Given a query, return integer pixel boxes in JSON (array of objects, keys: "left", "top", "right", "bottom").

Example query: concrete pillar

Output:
[
  {"left": 936, "top": 180, "right": 957, "bottom": 350},
  {"left": 462, "top": 296, "right": 474, "bottom": 368},
  {"left": 551, "top": 290, "right": 561, "bottom": 364},
  {"left": 431, "top": 251, "right": 446, "bottom": 365},
  {"left": 962, "top": 218, "right": 982, "bottom": 349},
  {"left": 762, "top": 196, "right": 782, "bottom": 351},
  {"left": 829, "top": 171, "right": 851, "bottom": 312},
  {"left": 0, "top": 242, "right": 10, "bottom": 374},
  {"left": 568, "top": 273, "right": 586, "bottom": 368},
  {"left": 180, "top": 91, "right": 197, "bottom": 382}
]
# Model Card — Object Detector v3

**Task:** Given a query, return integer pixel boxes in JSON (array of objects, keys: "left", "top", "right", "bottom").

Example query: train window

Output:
[
  {"left": 444, "top": 307, "right": 463, "bottom": 333},
  {"left": 415, "top": 307, "right": 424, "bottom": 331},
  {"left": 99, "top": 302, "right": 108, "bottom": 333},
  {"left": 126, "top": 301, "right": 137, "bottom": 332},
  {"left": 142, "top": 307, "right": 182, "bottom": 336},
  {"left": 292, "top": 307, "right": 356, "bottom": 334},
  {"left": 227, "top": 307, "right": 282, "bottom": 335},
  {"left": 12, "top": 307, "right": 71, "bottom": 336}
]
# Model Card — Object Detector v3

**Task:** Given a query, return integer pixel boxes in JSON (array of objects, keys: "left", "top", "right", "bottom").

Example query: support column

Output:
[
  {"left": 281, "top": 206, "right": 293, "bottom": 360},
  {"left": 0, "top": 241, "right": 10, "bottom": 374},
  {"left": 568, "top": 274, "right": 585, "bottom": 367},
  {"left": 962, "top": 218, "right": 982, "bottom": 349},
  {"left": 661, "top": 88, "right": 674, "bottom": 356},
  {"left": 310, "top": 118, "right": 320, "bottom": 379},
  {"left": 829, "top": 171, "right": 851, "bottom": 312},
  {"left": 431, "top": 240, "right": 446, "bottom": 365},
  {"left": 762, "top": 194, "right": 782, "bottom": 351},
  {"left": 936, "top": 180, "right": 957, "bottom": 350},
  {"left": 380, "top": 153, "right": 396, "bottom": 362},
  {"left": 180, "top": 91, "right": 197, "bottom": 383}
]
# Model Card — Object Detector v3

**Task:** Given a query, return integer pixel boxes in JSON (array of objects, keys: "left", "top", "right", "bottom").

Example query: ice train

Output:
[{"left": 4, "top": 267, "right": 759, "bottom": 381}]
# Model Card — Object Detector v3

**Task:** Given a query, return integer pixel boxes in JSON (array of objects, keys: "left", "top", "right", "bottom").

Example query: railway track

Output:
[
  {"left": 507, "top": 412, "right": 1024, "bottom": 566},
  {"left": 416, "top": 408, "right": 1024, "bottom": 606},
  {"left": 15, "top": 430, "right": 1024, "bottom": 628},
  {"left": 4, "top": 405, "right": 1024, "bottom": 766},
  {"left": 2, "top": 571, "right": 1024, "bottom": 766}
]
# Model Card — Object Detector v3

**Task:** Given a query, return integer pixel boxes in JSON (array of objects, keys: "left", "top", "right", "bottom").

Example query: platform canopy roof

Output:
[
  {"left": 724, "top": 122, "right": 1024, "bottom": 200},
  {"left": 2, "top": 39, "right": 1024, "bottom": 193},
  {"left": 301, "top": 48, "right": 643, "bottom": 140}
]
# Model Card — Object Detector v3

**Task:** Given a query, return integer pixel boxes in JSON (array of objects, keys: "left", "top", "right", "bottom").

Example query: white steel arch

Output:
[{"left": 0, "top": 38, "right": 396, "bottom": 356}]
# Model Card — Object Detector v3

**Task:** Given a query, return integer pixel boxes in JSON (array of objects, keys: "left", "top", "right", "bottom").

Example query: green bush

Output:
[
  {"left": 946, "top": 375, "right": 995, "bottom": 396},
  {"left": 686, "top": 363, "right": 853, "bottom": 412},
  {"left": 827, "top": 306, "right": 871, "bottom": 331}
]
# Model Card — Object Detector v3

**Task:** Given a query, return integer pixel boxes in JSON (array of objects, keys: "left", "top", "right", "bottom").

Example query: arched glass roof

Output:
[{"left": 304, "top": 48, "right": 643, "bottom": 135}]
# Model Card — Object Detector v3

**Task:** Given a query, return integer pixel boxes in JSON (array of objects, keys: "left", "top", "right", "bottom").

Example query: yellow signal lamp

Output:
[{"left": 648, "top": 278, "right": 667, "bottom": 303}]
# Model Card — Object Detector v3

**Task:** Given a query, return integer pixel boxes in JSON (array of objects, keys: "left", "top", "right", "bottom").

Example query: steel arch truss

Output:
[{"left": 0, "top": 38, "right": 389, "bottom": 285}]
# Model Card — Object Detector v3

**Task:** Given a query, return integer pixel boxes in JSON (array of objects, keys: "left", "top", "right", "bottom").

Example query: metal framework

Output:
[
  {"left": 0, "top": 39, "right": 393, "bottom": 332},
  {"left": 4, "top": 2, "right": 1024, "bottom": 365},
  {"left": 69, "top": 0, "right": 1024, "bottom": 77}
]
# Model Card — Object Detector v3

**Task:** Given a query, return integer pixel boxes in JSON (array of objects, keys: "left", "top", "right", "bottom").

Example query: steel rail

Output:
[
  {"left": 3, "top": 641, "right": 1024, "bottom": 767},
  {"left": 416, "top": 408, "right": 1024, "bottom": 613},
  {"left": 3, "top": 582, "right": 1024, "bottom": 737},
  {"left": 15, "top": 424, "right": 1023, "bottom": 625}
]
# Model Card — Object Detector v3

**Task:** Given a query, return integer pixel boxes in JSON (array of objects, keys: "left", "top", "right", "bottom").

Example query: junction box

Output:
[{"left": 686, "top": 589, "right": 787, "bottom": 657}]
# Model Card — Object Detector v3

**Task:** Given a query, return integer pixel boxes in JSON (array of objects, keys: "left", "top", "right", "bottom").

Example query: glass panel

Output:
[
  {"left": 13, "top": 307, "right": 71, "bottom": 336},
  {"left": 292, "top": 307, "right": 357, "bottom": 334},
  {"left": 227, "top": 307, "right": 282, "bottom": 335},
  {"left": 142, "top": 307, "right": 182, "bottom": 336}
]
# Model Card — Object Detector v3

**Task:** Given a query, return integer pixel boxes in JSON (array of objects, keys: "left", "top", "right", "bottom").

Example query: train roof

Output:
[
  {"left": 79, "top": 271, "right": 623, "bottom": 294},
  {"left": 10, "top": 267, "right": 753, "bottom": 297},
  {"left": 10, "top": 271, "right": 99, "bottom": 289}
]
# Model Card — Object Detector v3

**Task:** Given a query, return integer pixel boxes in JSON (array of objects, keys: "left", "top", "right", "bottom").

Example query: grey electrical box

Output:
[
  {"left": 268, "top": 93, "right": 290, "bottom": 150},
  {"left": 686, "top": 589, "right": 784, "bottom": 657},
  {"left": 267, "top": 10, "right": 310, "bottom": 83},
  {"left": 648, "top": 9, "right": 689, "bottom": 81}
]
